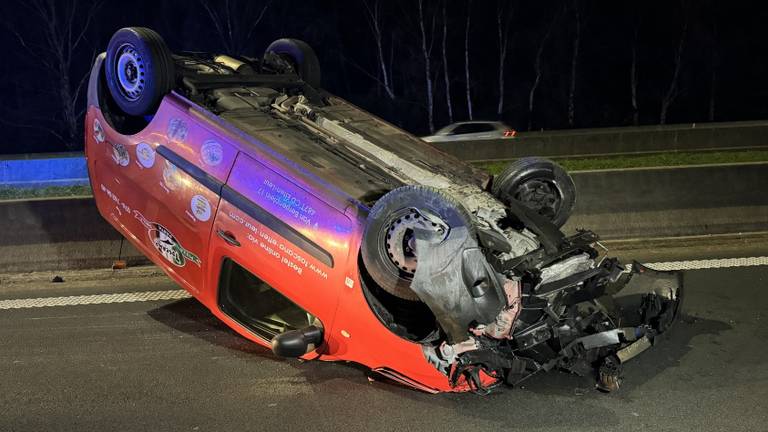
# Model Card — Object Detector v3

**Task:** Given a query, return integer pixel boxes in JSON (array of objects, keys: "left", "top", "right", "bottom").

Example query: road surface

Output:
[{"left": 0, "top": 257, "right": 766, "bottom": 431}]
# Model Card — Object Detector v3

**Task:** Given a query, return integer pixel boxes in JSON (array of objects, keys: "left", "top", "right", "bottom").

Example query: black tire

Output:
[
  {"left": 361, "top": 185, "right": 475, "bottom": 301},
  {"left": 264, "top": 38, "right": 322, "bottom": 88},
  {"left": 491, "top": 157, "right": 576, "bottom": 227},
  {"left": 105, "top": 27, "right": 175, "bottom": 117}
]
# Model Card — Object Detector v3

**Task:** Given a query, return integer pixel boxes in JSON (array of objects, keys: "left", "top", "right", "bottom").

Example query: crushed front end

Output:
[
  {"left": 261, "top": 91, "right": 682, "bottom": 393},
  {"left": 415, "top": 209, "right": 683, "bottom": 394}
]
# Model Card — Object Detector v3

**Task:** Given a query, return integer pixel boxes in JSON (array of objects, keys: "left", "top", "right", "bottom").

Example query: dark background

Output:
[{"left": 0, "top": 0, "right": 765, "bottom": 154}]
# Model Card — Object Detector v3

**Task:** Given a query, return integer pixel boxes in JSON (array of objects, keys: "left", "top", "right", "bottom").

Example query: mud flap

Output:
[{"left": 409, "top": 226, "right": 505, "bottom": 344}]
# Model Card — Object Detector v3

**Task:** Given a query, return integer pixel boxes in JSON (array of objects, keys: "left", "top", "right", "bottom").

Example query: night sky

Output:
[{"left": 1, "top": 0, "right": 766, "bottom": 154}]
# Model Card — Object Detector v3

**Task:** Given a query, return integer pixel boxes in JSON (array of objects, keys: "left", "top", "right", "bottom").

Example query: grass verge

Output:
[{"left": 0, "top": 185, "right": 93, "bottom": 201}]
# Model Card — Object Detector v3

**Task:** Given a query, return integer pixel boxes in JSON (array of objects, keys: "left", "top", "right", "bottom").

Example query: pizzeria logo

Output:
[
  {"left": 134, "top": 210, "right": 201, "bottom": 267},
  {"left": 93, "top": 119, "right": 105, "bottom": 143},
  {"left": 162, "top": 160, "right": 181, "bottom": 191},
  {"left": 201, "top": 139, "right": 224, "bottom": 166},
  {"left": 167, "top": 118, "right": 188, "bottom": 142},
  {"left": 136, "top": 142, "right": 156, "bottom": 169},
  {"left": 190, "top": 194, "right": 212, "bottom": 222},
  {"left": 109, "top": 142, "right": 130, "bottom": 167}
]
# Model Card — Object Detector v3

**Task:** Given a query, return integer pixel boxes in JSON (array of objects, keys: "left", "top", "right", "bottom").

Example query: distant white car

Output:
[{"left": 422, "top": 121, "right": 516, "bottom": 143}]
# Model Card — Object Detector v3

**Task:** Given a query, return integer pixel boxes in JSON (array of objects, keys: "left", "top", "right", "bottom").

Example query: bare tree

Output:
[
  {"left": 528, "top": 8, "right": 561, "bottom": 131},
  {"left": 660, "top": 3, "right": 688, "bottom": 125},
  {"left": 417, "top": 0, "right": 436, "bottom": 133},
  {"left": 630, "top": 14, "right": 641, "bottom": 125},
  {"left": 441, "top": 1, "right": 453, "bottom": 123},
  {"left": 464, "top": 0, "right": 474, "bottom": 120},
  {"left": 198, "top": 0, "right": 272, "bottom": 56},
  {"left": 567, "top": 0, "right": 581, "bottom": 127},
  {"left": 707, "top": 5, "right": 719, "bottom": 122},
  {"left": 363, "top": 0, "right": 396, "bottom": 99},
  {"left": 3, "top": 0, "right": 102, "bottom": 149},
  {"left": 496, "top": 0, "right": 515, "bottom": 117}
]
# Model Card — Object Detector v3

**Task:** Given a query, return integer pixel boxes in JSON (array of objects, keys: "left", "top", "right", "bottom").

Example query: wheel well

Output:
[
  {"left": 96, "top": 60, "right": 151, "bottom": 135},
  {"left": 358, "top": 253, "right": 439, "bottom": 343}
]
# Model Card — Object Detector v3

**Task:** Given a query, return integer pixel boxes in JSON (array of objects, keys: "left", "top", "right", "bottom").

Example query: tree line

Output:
[{"left": 0, "top": 0, "right": 750, "bottom": 153}]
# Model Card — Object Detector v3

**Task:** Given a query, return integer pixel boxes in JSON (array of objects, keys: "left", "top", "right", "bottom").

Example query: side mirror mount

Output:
[{"left": 271, "top": 325, "right": 324, "bottom": 358}]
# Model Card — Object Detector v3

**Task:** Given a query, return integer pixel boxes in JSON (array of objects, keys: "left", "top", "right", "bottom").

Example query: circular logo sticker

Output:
[
  {"left": 134, "top": 211, "right": 201, "bottom": 268},
  {"left": 93, "top": 119, "right": 105, "bottom": 143},
  {"left": 162, "top": 160, "right": 180, "bottom": 190},
  {"left": 190, "top": 195, "right": 212, "bottom": 222},
  {"left": 110, "top": 142, "right": 130, "bottom": 167},
  {"left": 167, "top": 118, "right": 188, "bottom": 142},
  {"left": 152, "top": 223, "right": 200, "bottom": 267},
  {"left": 201, "top": 139, "right": 224, "bottom": 167},
  {"left": 136, "top": 142, "right": 155, "bottom": 169}
]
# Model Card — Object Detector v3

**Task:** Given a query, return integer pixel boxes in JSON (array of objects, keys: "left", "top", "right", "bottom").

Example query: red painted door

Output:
[{"left": 206, "top": 152, "right": 355, "bottom": 343}]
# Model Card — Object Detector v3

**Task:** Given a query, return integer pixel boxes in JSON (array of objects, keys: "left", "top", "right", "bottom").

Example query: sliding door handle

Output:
[{"left": 216, "top": 229, "right": 241, "bottom": 247}]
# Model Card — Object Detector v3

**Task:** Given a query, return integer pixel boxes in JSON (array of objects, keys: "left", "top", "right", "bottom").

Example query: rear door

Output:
[
  {"left": 206, "top": 152, "right": 355, "bottom": 343},
  {"left": 94, "top": 101, "right": 238, "bottom": 295}
]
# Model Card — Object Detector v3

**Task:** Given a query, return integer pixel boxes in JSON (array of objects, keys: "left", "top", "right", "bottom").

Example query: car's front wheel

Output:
[
  {"left": 105, "top": 27, "right": 175, "bottom": 117},
  {"left": 360, "top": 185, "right": 475, "bottom": 301}
]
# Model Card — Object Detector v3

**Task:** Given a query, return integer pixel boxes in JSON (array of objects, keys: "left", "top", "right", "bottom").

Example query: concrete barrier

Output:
[
  {"left": 0, "top": 197, "right": 147, "bottom": 272},
  {"left": 0, "top": 152, "right": 89, "bottom": 188},
  {"left": 0, "top": 162, "right": 766, "bottom": 271},
  {"left": 563, "top": 162, "right": 768, "bottom": 239},
  {"left": 432, "top": 120, "right": 768, "bottom": 161}
]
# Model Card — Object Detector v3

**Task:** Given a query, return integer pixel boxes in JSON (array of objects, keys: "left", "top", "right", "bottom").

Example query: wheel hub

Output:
[
  {"left": 515, "top": 179, "right": 561, "bottom": 220},
  {"left": 115, "top": 44, "right": 146, "bottom": 101},
  {"left": 385, "top": 209, "right": 446, "bottom": 277}
]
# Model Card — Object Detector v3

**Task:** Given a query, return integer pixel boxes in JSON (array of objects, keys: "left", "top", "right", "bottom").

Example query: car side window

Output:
[
  {"left": 218, "top": 258, "right": 316, "bottom": 340},
  {"left": 451, "top": 123, "right": 496, "bottom": 135}
]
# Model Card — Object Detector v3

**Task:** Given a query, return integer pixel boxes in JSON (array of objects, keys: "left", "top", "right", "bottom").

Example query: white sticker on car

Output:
[
  {"left": 200, "top": 139, "right": 223, "bottom": 166},
  {"left": 190, "top": 194, "right": 212, "bottom": 222},
  {"left": 167, "top": 118, "right": 188, "bottom": 142},
  {"left": 93, "top": 119, "right": 105, "bottom": 143},
  {"left": 162, "top": 160, "right": 181, "bottom": 191},
  {"left": 136, "top": 142, "right": 156, "bottom": 169},
  {"left": 110, "top": 142, "right": 130, "bottom": 167},
  {"left": 134, "top": 210, "right": 201, "bottom": 267}
]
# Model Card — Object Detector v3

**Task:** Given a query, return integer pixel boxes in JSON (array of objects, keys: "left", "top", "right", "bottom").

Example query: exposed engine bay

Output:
[{"left": 163, "top": 51, "right": 683, "bottom": 393}]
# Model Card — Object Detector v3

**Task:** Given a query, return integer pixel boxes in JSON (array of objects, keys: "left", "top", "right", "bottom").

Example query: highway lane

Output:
[{"left": 0, "top": 264, "right": 766, "bottom": 432}]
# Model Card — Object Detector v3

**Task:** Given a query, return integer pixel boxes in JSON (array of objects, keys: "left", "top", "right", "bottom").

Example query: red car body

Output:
[
  {"left": 87, "top": 29, "right": 682, "bottom": 394},
  {"left": 86, "top": 55, "right": 486, "bottom": 393}
]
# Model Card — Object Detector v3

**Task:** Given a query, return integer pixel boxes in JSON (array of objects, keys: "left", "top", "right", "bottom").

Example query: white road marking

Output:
[
  {"left": 0, "top": 290, "right": 190, "bottom": 310},
  {"left": 640, "top": 256, "right": 768, "bottom": 271},
  {"left": 0, "top": 256, "right": 766, "bottom": 311}
]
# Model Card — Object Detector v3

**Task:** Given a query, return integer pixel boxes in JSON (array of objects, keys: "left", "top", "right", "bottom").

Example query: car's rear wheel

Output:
[
  {"left": 491, "top": 157, "right": 576, "bottom": 227},
  {"left": 105, "top": 27, "right": 175, "bottom": 117},
  {"left": 361, "top": 185, "right": 475, "bottom": 301},
  {"left": 264, "top": 38, "right": 322, "bottom": 88}
]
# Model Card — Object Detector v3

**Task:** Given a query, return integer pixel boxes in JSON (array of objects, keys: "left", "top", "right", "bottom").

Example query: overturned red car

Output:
[{"left": 85, "top": 28, "right": 682, "bottom": 394}]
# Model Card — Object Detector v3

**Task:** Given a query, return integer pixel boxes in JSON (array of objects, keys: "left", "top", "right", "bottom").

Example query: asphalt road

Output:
[{"left": 0, "top": 263, "right": 766, "bottom": 432}]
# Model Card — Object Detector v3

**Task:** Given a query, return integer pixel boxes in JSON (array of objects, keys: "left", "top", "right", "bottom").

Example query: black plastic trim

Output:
[
  {"left": 157, "top": 145, "right": 224, "bottom": 195},
  {"left": 221, "top": 185, "right": 334, "bottom": 268}
]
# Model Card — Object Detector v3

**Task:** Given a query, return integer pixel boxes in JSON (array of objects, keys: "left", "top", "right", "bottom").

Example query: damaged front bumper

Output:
[
  {"left": 545, "top": 261, "right": 684, "bottom": 391},
  {"left": 420, "top": 251, "right": 683, "bottom": 393}
]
